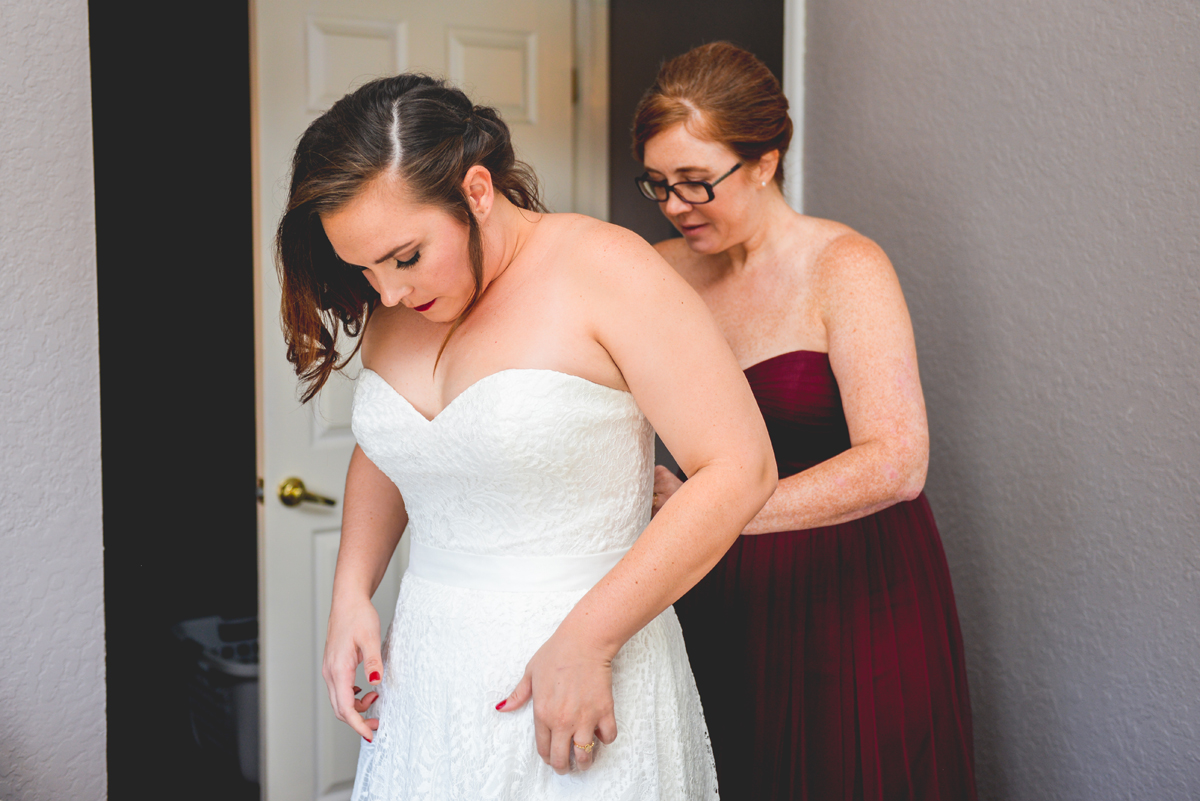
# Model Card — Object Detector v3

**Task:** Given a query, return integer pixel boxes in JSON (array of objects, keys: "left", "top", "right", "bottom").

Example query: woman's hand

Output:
[
  {"left": 651, "top": 465, "right": 684, "bottom": 516},
  {"left": 497, "top": 629, "right": 619, "bottom": 774},
  {"left": 322, "top": 594, "right": 385, "bottom": 742}
]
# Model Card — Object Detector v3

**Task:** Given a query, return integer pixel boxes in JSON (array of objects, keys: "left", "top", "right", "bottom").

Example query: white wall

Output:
[
  {"left": 805, "top": 1, "right": 1200, "bottom": 798},
  {"left": 0, "top": 1, "right": 107, "bottom": 798}
]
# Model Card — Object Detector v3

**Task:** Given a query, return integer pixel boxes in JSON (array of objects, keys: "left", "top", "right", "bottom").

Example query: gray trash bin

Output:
[{"left": 172, "top": 616, "right": 260, "bottom": 784}]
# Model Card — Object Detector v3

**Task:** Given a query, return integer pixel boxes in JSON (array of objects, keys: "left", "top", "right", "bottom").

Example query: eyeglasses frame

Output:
[{"left": 635, "top": 162, "right": 743, "bottom": 205}]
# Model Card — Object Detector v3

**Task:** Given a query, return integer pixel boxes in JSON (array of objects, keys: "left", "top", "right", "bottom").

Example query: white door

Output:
[{"left": 252, "top": 2, "right": 575, "bottom": 799}]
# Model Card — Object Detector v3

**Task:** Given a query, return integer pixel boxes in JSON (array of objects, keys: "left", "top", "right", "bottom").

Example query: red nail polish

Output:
[
  {"left": 369, "top": 671, "right": 381, "bottom": 683},
  {"left": 363, "top": 736, "right": 372, "bottom": 743},
  {"left": 495, "top": 699, "right": 507, "bottom": 710}
]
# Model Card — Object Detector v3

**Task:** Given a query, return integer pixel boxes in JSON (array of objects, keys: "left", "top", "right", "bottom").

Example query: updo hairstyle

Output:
[
  {"left": 276, "top": 73, "right": 545, "bottom": 402},
  {"left": 632, "top": 42, "right": 792, "bottom": 187}
]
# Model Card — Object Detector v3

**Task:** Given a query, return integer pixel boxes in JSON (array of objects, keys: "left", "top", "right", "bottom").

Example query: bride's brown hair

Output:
[
  {"left": 631, "top": 42, "right": 792, "bottom": 187},
  {"left": 276, "top": 73, "right": 545, "bottom": 402}
]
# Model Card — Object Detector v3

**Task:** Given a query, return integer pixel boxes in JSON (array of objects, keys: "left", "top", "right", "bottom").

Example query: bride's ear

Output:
[{"left": 462, "top": 165, "right": 495, "bottom": 221}]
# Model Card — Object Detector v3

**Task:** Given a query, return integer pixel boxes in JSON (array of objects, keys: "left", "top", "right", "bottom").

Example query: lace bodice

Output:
[
  {"left": 352, "top": 368, "right": 655, "bottom": 556},
  {"left": 346, "top": 367, "right": 717, "bottom": 800}
]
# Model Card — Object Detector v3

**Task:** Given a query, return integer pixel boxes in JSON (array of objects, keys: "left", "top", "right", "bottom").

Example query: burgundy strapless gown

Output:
[{"left": 674, "top": 351, "right": 977, "bottom": 801}]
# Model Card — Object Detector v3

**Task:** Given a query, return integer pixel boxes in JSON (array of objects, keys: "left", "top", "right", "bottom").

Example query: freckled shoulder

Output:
[
  {"left": 652, "top": 236, "right": 692, "bottom": 266},
  {"left": 550, "top": 214, "right": 674, "bottom": 287},
  {"left": 810, "top": 227, "right": 905, "bottom": 321}
]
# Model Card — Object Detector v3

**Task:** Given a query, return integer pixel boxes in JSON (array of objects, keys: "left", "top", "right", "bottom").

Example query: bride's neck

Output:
[{"left": 480, "top": 195, "right": 540, "bottom": 288}]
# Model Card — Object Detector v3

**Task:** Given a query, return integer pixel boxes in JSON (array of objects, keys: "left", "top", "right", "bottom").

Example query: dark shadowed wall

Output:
[{"left": 805, "top": 1, "right": 1199, "bottom": 798}]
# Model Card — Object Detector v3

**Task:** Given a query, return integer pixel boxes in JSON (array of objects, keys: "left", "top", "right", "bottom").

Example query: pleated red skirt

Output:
[{"left": 674, "top": 351, "right": 977, "bottom": 800}]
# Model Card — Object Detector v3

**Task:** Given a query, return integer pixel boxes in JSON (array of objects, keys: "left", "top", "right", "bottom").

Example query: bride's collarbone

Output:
[
  {"left": 368, "top": 361, "right": 618, "bottom": 423},
  {"left": 365, "top": 276, "right": 622, "bottom": 412},
  {"left": 369, "top": 333, "right": 624, "bottom": 419}
]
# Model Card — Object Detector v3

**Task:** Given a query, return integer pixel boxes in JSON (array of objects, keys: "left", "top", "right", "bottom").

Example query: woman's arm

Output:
[
  {"left": 499, "top": 222, "right": 776, "bottom": 771},
  {"left": 321, "top": 443, "right": 408, "bottom": 741},
  {"left": 656, "top": 232, "right": 929, "bottom": 535}
]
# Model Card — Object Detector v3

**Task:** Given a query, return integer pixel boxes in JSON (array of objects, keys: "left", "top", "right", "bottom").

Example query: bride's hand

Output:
[
  {"left": 497, "top": 629, "right": 618, "bottom": 774},
  {"left": 322, "top": 594, "right": 384, "bottom": 742},
  {"left": 651, "top": 465, "right": 684, "bottom": 516}
]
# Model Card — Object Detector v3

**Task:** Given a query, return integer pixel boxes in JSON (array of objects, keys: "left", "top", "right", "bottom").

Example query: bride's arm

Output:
[
  {"left": 322, "top": 312, "right": 410, "bottom": 741},
  {"left": 322, "top": 445, "right": 407, "bottom": 742},
  {"left": 572, "top": 225, "right": 776, "bottom": 649},
  {"left": 499, "top": 221, "right": 776, "bottom": 772}
]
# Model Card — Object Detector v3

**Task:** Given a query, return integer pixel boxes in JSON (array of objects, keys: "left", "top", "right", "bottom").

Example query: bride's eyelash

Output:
[{"left": 396, "top": 251, "right": 420, "bottom": 269}]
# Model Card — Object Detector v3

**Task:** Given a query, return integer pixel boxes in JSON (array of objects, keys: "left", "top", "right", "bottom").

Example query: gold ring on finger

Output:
[{"left": 573, "top": 739, "right": 596, "bottom": 753}]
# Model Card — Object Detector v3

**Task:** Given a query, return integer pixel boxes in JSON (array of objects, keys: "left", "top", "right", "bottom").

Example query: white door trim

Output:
[
  {"left": 783, "top": 0, "right": 805, "bottom": 213},
  {"left": 573, "top": 0, "right": 608, "bottom": 219}
]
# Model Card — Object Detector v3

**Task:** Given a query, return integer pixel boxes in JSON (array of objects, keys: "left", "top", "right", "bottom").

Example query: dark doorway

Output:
[
  {"left": 608, "top": 0, "right": 785, "bottom": 471},
  {"left": 608, "top": 0, "right": 786, "bottom": 243},
  {"left": 90, "top": 2, "right": 258, "bottom": 798}
]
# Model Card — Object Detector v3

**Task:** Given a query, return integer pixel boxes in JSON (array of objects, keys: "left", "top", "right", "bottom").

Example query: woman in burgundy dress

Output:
[{"left": 633, "top": 42, "right": 978, "bottom": 800}]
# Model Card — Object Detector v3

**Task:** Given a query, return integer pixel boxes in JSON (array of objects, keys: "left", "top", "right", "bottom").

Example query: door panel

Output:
[{"left": 252, "top": 2, "right": 573, "bottom": 798}]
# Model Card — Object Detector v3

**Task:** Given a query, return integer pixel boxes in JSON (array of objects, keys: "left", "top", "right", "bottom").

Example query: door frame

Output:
[
  {"left": 783, "top": 0, "right": 805, "bottom": 212},
  {"left": 250, "top": 0, "right": 612, "bottom": 791},
  {"left": 248, "top": 0, "right": 807, "bottom": 788},
  {"left": 572, "top": 0, "right": 609, "bottom": 220}
]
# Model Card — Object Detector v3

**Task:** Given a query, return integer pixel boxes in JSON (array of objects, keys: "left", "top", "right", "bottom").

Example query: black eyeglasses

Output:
[{"left": 635, "top": 163, "right": 742, "bottom": 204}]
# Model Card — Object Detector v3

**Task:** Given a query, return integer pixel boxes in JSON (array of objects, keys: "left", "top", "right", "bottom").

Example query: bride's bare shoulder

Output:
[
  {"left": 543, "top": 214, "right": 669, "bottom": 282},
  {"left": 651, "top": 236, "right": 709, "bottom": 287},
  {"left": 544, "top": 212, "right": 647, "bottom": 246},
  {"left": 652, "top": 236, "right": 693, "bottom": 267}
]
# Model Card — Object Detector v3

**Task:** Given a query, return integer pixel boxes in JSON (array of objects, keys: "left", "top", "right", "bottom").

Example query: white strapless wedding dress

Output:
[{"left": 349, "top": 368, "right": 718, "bottom": 801}]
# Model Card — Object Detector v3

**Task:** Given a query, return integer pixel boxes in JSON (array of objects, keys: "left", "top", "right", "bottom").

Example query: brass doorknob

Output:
[{"left": 277, "top": 477, "right": 337, "bottom": 508}]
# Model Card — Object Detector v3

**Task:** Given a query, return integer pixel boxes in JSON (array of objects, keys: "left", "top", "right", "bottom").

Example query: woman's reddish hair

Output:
[{"left": 632, "top": 42, "right": 792, "bottom": 186}]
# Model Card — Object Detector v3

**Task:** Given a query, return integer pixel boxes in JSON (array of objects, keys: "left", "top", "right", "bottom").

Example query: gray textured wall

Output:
[
  {"left": 0, "top": 1, "right": 107, "bottom": 799},
  {"left": 805, "top": 1, "right": 1199, "bottom": 798}
]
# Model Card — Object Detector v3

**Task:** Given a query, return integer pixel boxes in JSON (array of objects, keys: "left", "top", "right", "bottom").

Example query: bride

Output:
[{"left": 276, "top": 74, "right": 776, "bottom": 800}]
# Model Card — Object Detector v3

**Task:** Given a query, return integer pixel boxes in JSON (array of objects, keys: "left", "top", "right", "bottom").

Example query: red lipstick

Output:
[{"left": 413, "top": 299, "right": 435, "bottom": 312}]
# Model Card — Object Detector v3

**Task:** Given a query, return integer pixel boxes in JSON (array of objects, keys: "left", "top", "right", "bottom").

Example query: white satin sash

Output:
[{"left": 406, "top": 540, "right": 630, "bottom": 593}]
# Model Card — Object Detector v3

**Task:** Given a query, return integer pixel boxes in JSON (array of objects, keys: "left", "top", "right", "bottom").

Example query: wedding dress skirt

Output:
[{"left": 349, "top": 368, "right": 718, "bottom": 801}]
